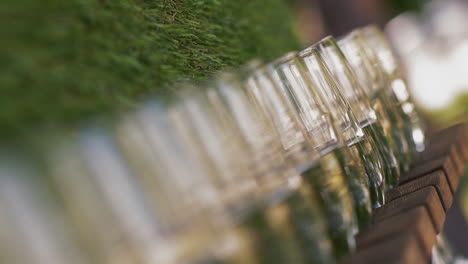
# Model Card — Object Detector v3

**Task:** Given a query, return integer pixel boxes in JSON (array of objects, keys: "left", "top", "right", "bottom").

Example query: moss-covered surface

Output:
[{"left": 1, "top": 0, "right": 301, "bottom": 138}]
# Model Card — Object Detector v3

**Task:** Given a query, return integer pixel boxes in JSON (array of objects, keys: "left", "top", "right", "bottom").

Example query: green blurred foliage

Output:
[
  {"left": 386, "top": 0, "right": 426, "bottom": 16},
  {"left": 0, "top": 0, "right": 301, "bottom": 138},
  {"left": 428, "top": 93, "right": 468, "bottom": 127}
]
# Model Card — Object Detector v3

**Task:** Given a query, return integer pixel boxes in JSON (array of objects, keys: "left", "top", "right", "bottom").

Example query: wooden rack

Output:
[{"left": 342, "top": 123, "right": 468, "bottom": 264}]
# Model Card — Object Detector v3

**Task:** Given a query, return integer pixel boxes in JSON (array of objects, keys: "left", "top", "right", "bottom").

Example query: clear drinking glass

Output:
[
  {"left": 295, "top": 46, "right": 387, "bottom": 207},
  {"left": 264, "top": 54, "right": 358, "bottom": 259},
  {"left": 337, "top": 30, "right": 408, "bottom": 186},
  {"left": 175, "top": 89, "right": 259, "bottom": 211},
  {"left": 114, "top": 106, "right": 222, "bottom": 264},
  {"left": 247, "top": 65, "right": 354, "bottom": 260},
  {"left": 361, "top": 25, "right": 427, "bottom": 153},
  {"left": 211, "top": 73, "right": 289, "bottom": 197},
  {"left": 306, "top": 36, "right": 395, "bottom": 190},
  {"left": 0, "top": 152, "right": 91, "bottom": 264},
  {"left": 44, "top": 129, "right": 176, "bottom": 264},
  {"left": 268, "top": 51, "right": 375, "bottom": 228},
  {"left": 245, "top": 65, "right": 314, "bottom": 171}
]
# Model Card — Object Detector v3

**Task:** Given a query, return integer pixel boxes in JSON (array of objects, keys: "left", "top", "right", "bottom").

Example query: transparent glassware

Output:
[
  {"left": 295, "top": 46, "right": 387, "bottom": 208},
  {"left": 170, "top": 87, "right": 332, "bottom": 263},
  {"left": 246, "top": 64, "right": 362, "bottom": 262},
  {"left": 113, "top": 106, "right": 222, "bottom": 264},
  {"left": 215, "top": 72, "right": 287, "bottom": 187},
  {"left": 361, "top": 24, "right": 427, "bottom": 154},
  {"left": 174, "top": 89, "right": 260, "bottom": 212},
  {"left": 268, "top": 52, "right": 374, "bottom": 229},
  {"left": 245, "top": 65, "right": 314, "bottom": 171},
  {"left": 43, "top": 129, "right": 181, "bottom": 264},
  {"left": 261, "top": 54, "right": 358, "bottom": 259},
  {"left": 305, "top": 36, "right": 395, "bottom": 191},
  {"left": 0, "top": 152, "right": 91, "bottom": 264},
  {"left": 337, "top": 30, "right": 408, "bottom": 186}
]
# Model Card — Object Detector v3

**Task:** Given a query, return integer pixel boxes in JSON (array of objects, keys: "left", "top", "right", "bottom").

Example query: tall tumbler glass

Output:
[
  {"left": 337, "top": 30, "right": 407, "bottom": 185},
  {"left": 295, "top": 47, "right": 387, "bottom": 206},
  {"left": 0, "top": 152, "right": 92, "bottom": 264},
  {"left": 43, "top": 129, "right": 168, "bottom": 264},
  {"left": 308, "top": 36, "right": 399, "bottom": 189},
  {"left": 114, "top": 106, "right": 223, "bottom": 264},
  {"left": 361, "top": 25, "right": 426, "bottom": 153},
  {"left": 268, "top": 52, "right": 373, "bottom": 230},
  {"left": 247, "top": 66, "right": 357, "bottom": 260},
  {"left": 263, "top": 55, "right": 358, "bottom": 259}
]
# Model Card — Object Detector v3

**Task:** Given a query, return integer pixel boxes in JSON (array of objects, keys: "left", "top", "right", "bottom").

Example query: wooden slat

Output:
[
  {"left": 341, "top": 124, "right": 467, "bottom": 264},
  {"left": 428, "top": 123, "right": 468, "bottom": 162},
  {"left": 413, "top": 140, "right": 465, "bottom": 176},
  {"left": 386, "top": 170, "right": 453, "bottom": 211},
  {"left": 342, "top": 228, "right": 429, "bottom": 264},
  {"left": 400, "top": 155, "right": 459, "bottom": 193},
  {"left": 372, "top": 186, "right": 445, "bottom": 233},
  {"left": 356, "top": 206, "right": 436, "bottom": 256}
]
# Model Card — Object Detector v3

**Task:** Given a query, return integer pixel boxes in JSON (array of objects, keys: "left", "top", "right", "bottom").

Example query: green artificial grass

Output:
[{"left": 1, "top": 0, "right": 301, "bottom": 138}]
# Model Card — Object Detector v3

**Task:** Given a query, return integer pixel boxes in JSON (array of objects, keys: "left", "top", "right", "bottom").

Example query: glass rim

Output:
[
  {"left": 297, "top": 35, "right": 334, "bottom": 58},
  {"left": 268, "top": 51, "right": 298, "bottom": 69}
]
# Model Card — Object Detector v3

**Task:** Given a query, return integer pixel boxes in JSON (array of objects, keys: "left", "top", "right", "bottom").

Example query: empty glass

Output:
[
  {"left": 269, "top": 50, "right": 388, "bottom": 227},
  {"left": 114, "top": 106, "right": 222, "bottom": 263},
  {"left": 337, "top": 30, "right": 408, "bottom": 186},
  {"left": 0, "top": 152, "right": 91, "bottom": 264},
  {"left": 305, "top": 37, "right": 398, "bottom": 191},
  {"left": 266, "top": 54, "right": 359, "bottom": 259},
  {"left": 246, "top": 65, "right": 315, "bottom": 171},
  {"left": 294, "top": 45, "right": 387, "bottom": 209},
  {"left": 361, "top": 25, "right": 427, "bottom": 153},
  {"left": 215, "top": 72, "right": 287, "bottom": 188},
  {"left": 269, "top": 51, "right": 375, "bottom": 219},
  {"left": 247, "top": 66, "right": 358, "bottom": 261},
  {"left": 44, "top": 129, "right": 173, "bottom": 264}
]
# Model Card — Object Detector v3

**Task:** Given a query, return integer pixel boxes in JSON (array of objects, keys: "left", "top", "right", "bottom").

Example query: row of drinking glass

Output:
[{"left": 0, "top": 25, "right": 426, "bottom": 264}]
